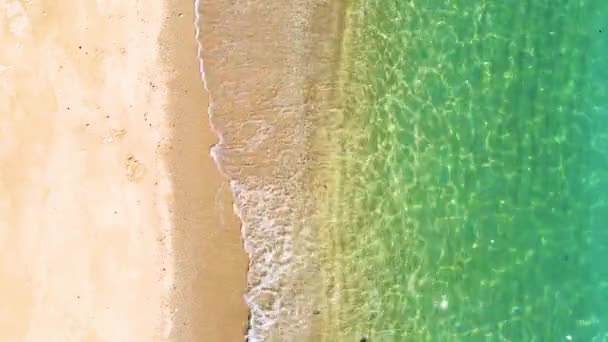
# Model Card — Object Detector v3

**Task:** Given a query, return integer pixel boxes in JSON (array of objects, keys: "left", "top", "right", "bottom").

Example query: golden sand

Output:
[{"left": 0, "top": 0, "right": 247, "bottom": 340}]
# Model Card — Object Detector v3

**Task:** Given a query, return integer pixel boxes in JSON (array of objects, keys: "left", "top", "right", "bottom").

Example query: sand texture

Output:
[
  {"left": 162, "top": 0, "right": 249, "bottom": 341},
  {"left": 0, "top": 0, "right": 247, "bottom": 340}
]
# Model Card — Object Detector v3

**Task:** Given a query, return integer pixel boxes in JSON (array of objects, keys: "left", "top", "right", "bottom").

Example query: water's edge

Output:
[{"left": 194, "top": 1, "right": 349, "bottom": 340}]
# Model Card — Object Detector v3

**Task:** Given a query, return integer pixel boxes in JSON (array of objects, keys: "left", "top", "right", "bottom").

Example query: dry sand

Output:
[{"left": 0, "top": 0, "right": 247, "bottom": 341}]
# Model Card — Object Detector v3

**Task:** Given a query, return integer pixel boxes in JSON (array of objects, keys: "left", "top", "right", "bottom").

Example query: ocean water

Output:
[
  {"left": 198, "top": 0, "right": 608, "bottom": 340},
  {"left": 323, "top": 0, "right": 608, "bottom": 340}
]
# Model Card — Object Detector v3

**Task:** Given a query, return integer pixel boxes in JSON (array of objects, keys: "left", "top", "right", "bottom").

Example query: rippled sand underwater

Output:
[{"left": 324, "top": 0, "right": 608, "bottom": 340}]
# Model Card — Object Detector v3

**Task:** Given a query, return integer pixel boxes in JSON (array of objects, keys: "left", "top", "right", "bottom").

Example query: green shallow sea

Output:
[{"left": 320, "top": 0, "right": 608, "bottom": 340}]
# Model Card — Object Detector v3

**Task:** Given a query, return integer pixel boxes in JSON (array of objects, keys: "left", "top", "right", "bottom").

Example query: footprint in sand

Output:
[{"left": 125, "top": 155, "right": 145, "bottom": 182}]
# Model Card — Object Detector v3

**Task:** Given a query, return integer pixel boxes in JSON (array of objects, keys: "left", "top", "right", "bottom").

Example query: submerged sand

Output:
[
  {"left": 0, "top": 0, "right": 247, "bottom": 340},
  {"left": 196, "top": 0, "right": 346, "bottom": 339}
]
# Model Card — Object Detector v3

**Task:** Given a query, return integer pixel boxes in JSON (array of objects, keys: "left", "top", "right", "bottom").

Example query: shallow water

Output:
[
  {"left": 195, "top": 0, "right": 343, "bottom": 340},
  {"left": 328, "top": 0, "right": 608, "bottom": 340}
]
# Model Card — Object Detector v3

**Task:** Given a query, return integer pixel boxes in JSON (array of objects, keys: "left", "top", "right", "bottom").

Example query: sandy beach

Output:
[{"left": 0, "top": 0, "right": 247, "bottom": 340}]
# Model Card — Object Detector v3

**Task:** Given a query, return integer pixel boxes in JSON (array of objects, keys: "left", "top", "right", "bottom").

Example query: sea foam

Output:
[{"left": 193, "top": 1, "right": 325, "bottom": 340}]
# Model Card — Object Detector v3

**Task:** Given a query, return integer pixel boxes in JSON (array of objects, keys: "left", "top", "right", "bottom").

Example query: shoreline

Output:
[
  {"left": 1, "top": 0, "right": 349, "bottom": 340},
  {"left": 196, "top": 0, "right": 349, "bottom": 339},
  {"left": 160, "top": 0, "right": 249, "bottom": 341}
]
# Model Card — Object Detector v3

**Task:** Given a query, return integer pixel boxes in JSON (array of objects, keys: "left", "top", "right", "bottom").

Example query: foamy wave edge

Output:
[{"left": 193, "top": 2, "right": 308, "bottom": 341}]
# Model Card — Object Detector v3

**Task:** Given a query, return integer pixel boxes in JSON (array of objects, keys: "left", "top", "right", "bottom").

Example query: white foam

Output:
[
  {"left": 193, "top": 2, "right": 321, "bottom": 340},
  {"left": 193, "top": 3, "right": 278, "bottom": 339}
]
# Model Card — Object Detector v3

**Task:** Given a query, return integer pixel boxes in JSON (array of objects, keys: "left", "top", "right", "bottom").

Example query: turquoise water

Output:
[{"left": 328, "top": 0, "right": 608, "bottom": 340}]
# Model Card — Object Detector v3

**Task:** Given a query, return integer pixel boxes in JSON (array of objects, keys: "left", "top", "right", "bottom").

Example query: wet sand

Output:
[
  {"left": 162, "top": 0, "right": 249, "bottom": 341},
  {"left": 0, "top": 0, "right": 247, "bottom": 340}
]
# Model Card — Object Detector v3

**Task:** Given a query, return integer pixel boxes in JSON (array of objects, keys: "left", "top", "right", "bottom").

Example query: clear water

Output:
[
  {"left": 198, "top": 0, "right": 608, "bottom": 340},
  {"left": 322, "top": 0, "right": 608, "bottom": 340}
]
